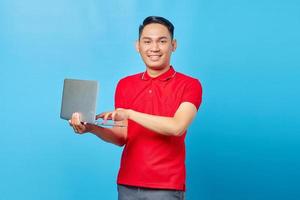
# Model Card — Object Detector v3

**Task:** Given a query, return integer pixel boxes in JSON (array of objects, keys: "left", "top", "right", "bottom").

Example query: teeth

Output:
[{"left": 149, "top": 55, "right": 161, "bottom": 61}]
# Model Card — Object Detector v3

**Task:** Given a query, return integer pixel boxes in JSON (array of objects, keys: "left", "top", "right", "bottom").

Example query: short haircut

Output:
[{"left": 139, "top": 16, "right": 174, "bottom": 40}]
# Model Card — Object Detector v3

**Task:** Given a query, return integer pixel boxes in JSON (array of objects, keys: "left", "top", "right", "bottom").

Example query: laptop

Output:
[
  {"left": 60, "top": 78, "right": 126, "bottom": 127},
  {"left": 60, "top": 78, "right": 99, "bottom": 124}
]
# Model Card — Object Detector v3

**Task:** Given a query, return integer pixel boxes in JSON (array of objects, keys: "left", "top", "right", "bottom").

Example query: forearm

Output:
[
  {"left": 101, "top": 102, "right": 197, "bottom": 137},
  {"left": 127, "top": 110, "right": 187, "bottom": 136},
  {"left": 90, "top": 125, "right": 127, "bottom": 146}
]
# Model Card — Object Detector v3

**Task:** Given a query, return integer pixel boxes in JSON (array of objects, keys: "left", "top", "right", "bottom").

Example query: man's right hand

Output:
[
  {"left": 69, "top": 112, "right": 127, "bottom": 146},
  {"left": 69, "top": 112, "right": 95, "bottom": 134}
]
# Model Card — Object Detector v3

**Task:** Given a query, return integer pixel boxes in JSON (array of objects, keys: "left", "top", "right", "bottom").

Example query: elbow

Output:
[
  {"left": 166, "top": 119, "right": 188, "bottom": 136},
  {"left": 173, "top": 130, "right": 185, "bottom": 137},
  {"left": 168, "top": 126, "right": 186, "bottom": 137},
  {"left": 115, "top": 138, "right": 126, "bottom": 147},
  {"left": 116, "top": 142, "right": 126, "bottom": 147}
]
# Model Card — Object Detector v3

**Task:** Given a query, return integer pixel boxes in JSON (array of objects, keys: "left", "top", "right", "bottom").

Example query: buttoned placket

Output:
[{"left": 148, "top": 79, "right": 153, "bottom": 95}]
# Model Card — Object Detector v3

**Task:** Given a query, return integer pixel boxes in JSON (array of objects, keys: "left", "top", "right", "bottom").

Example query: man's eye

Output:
[
  {"left": 160, "top": 40, "right": 167, "bottom": 44},
  {"left": 143, "top": 40, "right": 151, "bottom": 44}
]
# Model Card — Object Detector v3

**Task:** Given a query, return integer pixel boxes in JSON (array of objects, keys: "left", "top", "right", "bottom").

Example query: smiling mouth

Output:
[{"left": 148, "top": 55, "right": 162, "bottom": 61}]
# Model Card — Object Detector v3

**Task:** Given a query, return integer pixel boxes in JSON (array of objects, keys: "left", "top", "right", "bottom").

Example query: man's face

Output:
[{"left": 136, "top": 23, "right": 176, "bottom": 71}]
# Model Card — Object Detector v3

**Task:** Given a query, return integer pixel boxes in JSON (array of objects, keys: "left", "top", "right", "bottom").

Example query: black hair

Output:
[{"left": 139, "top": 16, "right": 174, "bottom": 39}]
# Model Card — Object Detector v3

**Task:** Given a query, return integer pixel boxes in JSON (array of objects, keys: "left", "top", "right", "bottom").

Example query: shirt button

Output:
[{"left": 149, "top": 89, "right": 152, "bottom": 93}]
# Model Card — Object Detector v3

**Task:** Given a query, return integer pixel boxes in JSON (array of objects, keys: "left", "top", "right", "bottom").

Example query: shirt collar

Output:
[{"left": 141, "top": 66, "right": 177, "bottom": 82}]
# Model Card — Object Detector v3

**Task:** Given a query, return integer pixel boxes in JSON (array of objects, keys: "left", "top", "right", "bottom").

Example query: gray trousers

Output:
[{"left": 117, "top": 184, "right": 185, "bottom": 200}]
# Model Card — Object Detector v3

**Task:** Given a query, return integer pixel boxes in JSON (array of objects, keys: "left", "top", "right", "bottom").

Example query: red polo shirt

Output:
[{"left": 115, "top": 66, "right": 202, "bottom": 191}]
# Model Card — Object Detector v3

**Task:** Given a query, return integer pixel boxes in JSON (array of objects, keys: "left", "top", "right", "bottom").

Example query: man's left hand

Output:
[{"left": 96, "top": 108, "right": 130, "bottom": 122}]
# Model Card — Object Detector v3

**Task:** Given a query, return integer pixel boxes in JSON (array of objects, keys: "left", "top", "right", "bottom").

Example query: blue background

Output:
[{"left": 1, "top": 0, "right": 299, "bottom": 199}]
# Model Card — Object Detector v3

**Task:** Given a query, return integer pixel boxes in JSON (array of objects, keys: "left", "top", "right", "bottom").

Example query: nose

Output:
[{"left": 150, "top": 42, "right": 160, "bottom": 52}]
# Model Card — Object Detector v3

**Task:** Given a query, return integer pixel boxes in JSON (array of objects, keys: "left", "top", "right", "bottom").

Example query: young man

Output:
[{"left": 69, "top": 16, "right": 202, "bottom": 200}]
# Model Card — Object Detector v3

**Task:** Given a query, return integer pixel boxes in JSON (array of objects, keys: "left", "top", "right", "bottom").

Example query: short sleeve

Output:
[
  {"left": 181, "top": 79, "right": 202, "bottom": 110},
  {"left": 114, "top": 79, "right": 126, "bottom": 109}
]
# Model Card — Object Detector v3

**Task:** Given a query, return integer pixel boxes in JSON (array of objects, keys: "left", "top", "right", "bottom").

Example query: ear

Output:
[
  {"left": 171, "top": 39, "right": 177, "bottom": 52},
  {"left": 135, "top": 40, "right": 140, "bottom": 52}
]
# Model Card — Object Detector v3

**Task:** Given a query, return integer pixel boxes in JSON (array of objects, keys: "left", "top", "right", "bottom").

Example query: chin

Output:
[
  {"left": 148, "top": 65, "right": 169, "bottom": 71},
  {"left": 147, "top": 65, "right": 165, "bottom": 70}
]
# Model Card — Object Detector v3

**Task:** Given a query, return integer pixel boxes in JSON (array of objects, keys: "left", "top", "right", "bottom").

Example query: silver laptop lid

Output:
[{"left": 60, "top": 78, "right": 98, "bottom": 124}]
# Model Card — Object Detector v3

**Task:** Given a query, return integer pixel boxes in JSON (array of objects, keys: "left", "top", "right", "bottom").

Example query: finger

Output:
[
  {"left": 70, "top": 114, "right": 75, "bottom": 125},
  {"left": 104, "top": 112, "right": 112, "bottom": 121},
  {"left": 69, "top": 119, "right": 79, "bottom": 126},
  {"left": 72, "top": 125, "right": 78, "bottom": 133},
  {"left": 75, "top": 113, "right": 82, "bottom": 125},
  {"left": 69, "top": 116, "right": 78, "bottom": 132},
  {"left": 96, "top": 112, "right": 106, "bottom": 120},
  {"left": 74, "top": 112, "right": 83, "bottom": 126},
  {"left": 74, "top": 123, "right": 85, "bottom": 133},
  {"left": 71, "top": 112, "right": 79, "bottom": 125},
  {"left": 111, "top": 111, "right": 117, "bottom": 121},
  {"left": 71, "top": 113, "right": 80, "bottom": 128},
  {"left": 76, "top": 127, "right": 84, "bottom": 134},
  {"left": 78, "top": 123, "right": 95, "bottom": 134}
]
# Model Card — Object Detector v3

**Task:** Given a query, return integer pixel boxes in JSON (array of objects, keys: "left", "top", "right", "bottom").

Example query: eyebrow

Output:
[{"left": 141, "top": 36, "right": 169, "bottom": 40}]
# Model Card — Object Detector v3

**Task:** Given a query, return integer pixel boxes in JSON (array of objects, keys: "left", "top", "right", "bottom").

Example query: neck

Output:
[{"left": 146, "top": 65, "right": 171, "bottom": 78}]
